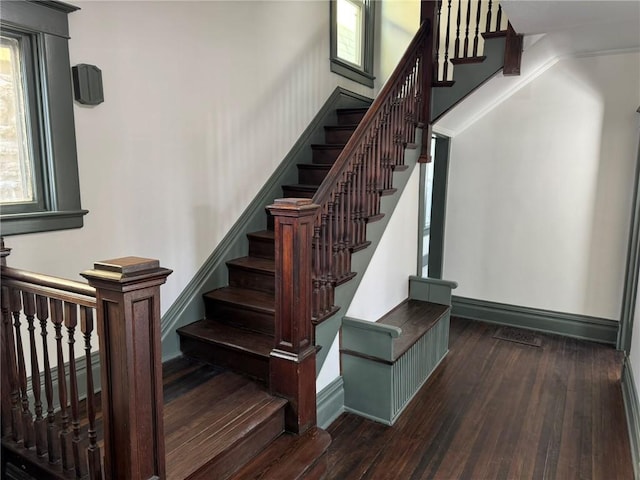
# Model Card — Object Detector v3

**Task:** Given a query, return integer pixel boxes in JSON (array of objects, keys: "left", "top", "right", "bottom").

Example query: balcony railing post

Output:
[
  {"left": 266, "top": 198, "right": 320, "bottom": 434},
  {"left": 1, "top": 237, "right": 13, "bottom": 437},
  {"left": 419, "top": 0, "right": 439, "bottom": 163},
  {"left": 81, "top": 257, "right": 172, "bottom": 480}
]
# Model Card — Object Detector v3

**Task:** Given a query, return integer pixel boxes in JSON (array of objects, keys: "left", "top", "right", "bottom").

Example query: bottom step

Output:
[
  {"left": 230, "top": 427, "right": 332, "bottom": 480},
  {"left": 165, "top": 369, "right": 287, "bottom": 480}
]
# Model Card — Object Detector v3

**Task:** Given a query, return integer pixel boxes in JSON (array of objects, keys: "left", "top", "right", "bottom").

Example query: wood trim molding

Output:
[
  {"left": 452, "top": 296, "right": 619, "bottom": 344},
  {"left": 618, "top": 119, "right": 640, "bottom": 353},
  {"left": 622, "top": 356, "right": 640, "bottom": 479},
  {"left": 159, "top": 87, "right": 372, "bottom": 360},
  {"left": 316, "top": 376, "right": 344, "bottom": 429}
]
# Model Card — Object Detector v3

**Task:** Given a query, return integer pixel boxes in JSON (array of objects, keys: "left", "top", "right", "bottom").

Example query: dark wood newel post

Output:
[
  {"left": 81, "top": 257, "right": 172, "bottom": 480},
  {"left": 419, "top": 0, "right": 438, "bottom": 163},
  {"left": 266, "top": 198, "right": 319, "bottom": 434}
]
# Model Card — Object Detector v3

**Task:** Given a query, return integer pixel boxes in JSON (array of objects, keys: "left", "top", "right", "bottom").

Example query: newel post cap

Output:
[
  {"left": 266, "top": 198, "right": 320, "bottom": 218},
  {"left": 81, "top": 256, "right": 172, "bottom": 291}
]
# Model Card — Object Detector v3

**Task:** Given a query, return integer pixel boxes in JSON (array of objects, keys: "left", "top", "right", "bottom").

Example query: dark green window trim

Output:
[
  {"left": 1, "top": 0, "right": 87, "bottom": 236},
  {"left": 330, "top": 0, "right": 375, "bottom": 88}
]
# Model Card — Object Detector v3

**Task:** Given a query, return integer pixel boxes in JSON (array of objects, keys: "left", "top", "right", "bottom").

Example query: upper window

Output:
[
  {"left": 330, "top": 0, "right": 374, "bottom": 87},
  {"left": 0, "top": 0, "right": 86, "bottom": 236}
]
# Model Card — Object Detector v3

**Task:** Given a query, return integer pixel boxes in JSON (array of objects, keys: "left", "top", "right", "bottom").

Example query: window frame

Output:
[
  {"left": 1, "top": 0, "right": 87, "bottom": 236},
  {"left": 330, "top": 0, "right": 375, "bottom": 88}
]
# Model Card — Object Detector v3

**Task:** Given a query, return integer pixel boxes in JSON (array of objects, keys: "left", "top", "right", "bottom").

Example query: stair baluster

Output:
[
  {"left": 454, "top": 0, "right": 461, "bottom": 58},
  {"left": 24, "top": 292, "right": 46, "bottom": 457},
  {"left": 443, "top": 0, "right": 452, "bottom": 80},
  {"left": 486, "top": 0, "right": 493, "bottom": 33},
  {"left": 496, "top": 4, "right": 503, "bottom": 31},
  {"left": 473, "top": 0, "right": 482, "bottom": 56},
  {"left": 11, "top": 288, "right": 35, "bottom": 449},
  {"left": 81, "top": 306, "right": 103, "bottom": 480},
  {"left": 463, "top": 0, "right": 471, "bottom": 57},
  {"left": 52, "top": 298, "right": 74, "bottom": 471},
  {"left": 1, "top": 285, "right": 21, "bottom": 443}
]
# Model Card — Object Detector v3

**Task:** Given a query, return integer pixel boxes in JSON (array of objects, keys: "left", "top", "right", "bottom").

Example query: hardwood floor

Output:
[{"left": 326, "top": 317, "right": 633, "bottom": 479}]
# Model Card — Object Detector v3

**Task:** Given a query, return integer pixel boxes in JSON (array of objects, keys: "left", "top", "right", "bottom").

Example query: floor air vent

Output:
[{"left": 493, "top": 326, "right": 542, "bottom": 347}]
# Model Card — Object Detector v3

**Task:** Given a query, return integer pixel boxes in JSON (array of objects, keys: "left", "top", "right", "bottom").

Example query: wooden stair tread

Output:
[
  {"left": 336, "top": 107, "right": 368, "bottom": 114},
  {"left": 205, "top": 286, "right": 274, "bottom": 314},
  {"left": 324, "top": 124, "right": 359, "bottom": 130},
  {"left": 229, "top": 427, "right": 331, "bottom": 479},
  {"left": 178, "top": 320, "right": 273, "bottom": 358},
  {"left": 247, "top": 229, "right": 274, "bottom": 241},
  {"left": 164, "top": 370, "right": 286, "bottom": 480},
  {"left": 310, "top": 144, "right": 346, "bottom": 150},
  {"left": 297, "top": 163, "right": 332, "bottom": 170},
  {"left": 282, "top": 184, "right": 319, "bottom": 192},
  {"left": 227, "top": 256, "right": 275, "bottom": 274},
  {"left": 377, "top": 299, "right": 449, "bottom": 360},
  {"left": 450, "top": 55, "right": 487, "bottom": 65}
]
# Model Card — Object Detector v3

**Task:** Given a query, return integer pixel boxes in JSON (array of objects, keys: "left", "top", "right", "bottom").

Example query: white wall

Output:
[
  {"left": 346, "top": 166, "right": 420, "bottom": 321},
  {"left": 375, "top": 0, "right": 420, "bottom": 91},
  {"left": 6, "top": 1, "right": 371, "bottom": 315},
  {"left": 443, "top": 51, "right": 640, "bottom": 319}
]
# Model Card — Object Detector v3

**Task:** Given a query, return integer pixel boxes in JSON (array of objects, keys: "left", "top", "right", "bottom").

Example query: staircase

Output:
[
  {"left": 177, "top": 107, "right": 372, "bottom": 383},
  {"left": 1, "top": 3, "right": 524, "bottom": 478}
]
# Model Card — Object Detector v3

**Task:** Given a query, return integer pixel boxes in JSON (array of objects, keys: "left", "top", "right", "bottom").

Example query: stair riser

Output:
[
  {"left": 189, "top": 409, "right": 284, "bottom": 480},
  {"left": 205, "top": 301, "right": 275, "bottom": 335},
  {"left": 325, "top": 127, "right": 356, "bottom": 144},
  {"left": 281, "top": 186, "right": 315, "bottom": 199},
  {"left": 228, "top": 267, "right": 275, "bottom": 295},
  {"left": 337, "top": 110, "right": 367, "bottom": 125},
  {"left": 248, "top": 238, "right": 275, "bottom": 260},
  {"left": 180, "top": 335, "right": 270, "bottom": 383},
  {"left": 298, "top": 167, "right": 331, "bottom": 186},
  {"left": 312, "top": 147, "right": 343, "bottom": 165}
]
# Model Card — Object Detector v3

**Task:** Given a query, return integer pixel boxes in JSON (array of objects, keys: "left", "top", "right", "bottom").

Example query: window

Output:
[
  {"left": 330, "top": 0, "right": 374, "bottom": 87},
  {"left": 0, "top": 1, "right": 86, "bottom": 236}
]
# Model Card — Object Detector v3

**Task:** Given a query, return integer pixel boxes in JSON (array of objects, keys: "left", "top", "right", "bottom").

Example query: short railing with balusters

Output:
[
  {"left": 311, "top": 22, "right": 430, "bottom": 322},
  {"left": 1, "top": 263, "right": 102, "bottom": 479},
  {"left": 434, "top": 0, "right": 508, "bottom": 82},
  {"left": 1, "top": 240, "right": 172, "bottom": 480}
]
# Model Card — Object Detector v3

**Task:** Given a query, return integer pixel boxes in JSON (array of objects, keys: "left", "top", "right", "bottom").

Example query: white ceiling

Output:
[{"left": 502, "top": 0, "right": 640, "bottom": 51}]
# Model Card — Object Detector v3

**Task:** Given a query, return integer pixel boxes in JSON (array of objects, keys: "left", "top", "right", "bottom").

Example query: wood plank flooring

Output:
[{"left": 326, "top": 317, "right": 633, "bottom": 479}]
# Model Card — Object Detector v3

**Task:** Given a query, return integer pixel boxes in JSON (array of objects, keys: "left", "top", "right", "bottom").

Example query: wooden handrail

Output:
[
  {"left": 1, "top": 267, "right": 96, "bottom": 309},
  {"left": 308, "top": 16, "right": 435, "bottom": 322},
  {"left": 312, "top": 21, "right": 428, "bottom": 208}
]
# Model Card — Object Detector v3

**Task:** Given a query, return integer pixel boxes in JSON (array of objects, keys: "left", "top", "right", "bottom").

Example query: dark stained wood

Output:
[
  {"left": 247, "top": 230, "right": 275, "bottom": 260},
  {"left": 178, "top": 319, "right": 272, "bottom": 382},
  {"left": 335, "top": 108, "right": 368, "bottom": 125},
  {"left": 377, "top": 299, "right": 449, "bottom": 360},
  {"left": 324, "top": 125, "right": 358, "bottom": 144},
  {"left": 80, "top": 306, "right": 102, "bottom": 480},
  {"left": 282, "top": 184, "right": 319, "bottom": 199},
  {"left": 229, "top": 427, "right": 331, "bottom": 479},
  {"left": 163, "top": 369, "right": 286, "bottom": 480},
  {"left": 227, "top": 256, "right": 275, "bottom": 294},
  {"left": 297, "top": 164, "right": 333, "bottom": 186},
  {"left": 311, "top": 144, "right": 345, "bottom": 165},
  {"left": 326, "top": 317, "right": 634, "bottom": 479},
  {"left": 1, "top": 285, "right": 21, "bottom": 444},
  {"left": 204, "top": 286, "right": 275, "bottom": 335},
  {"left": 51, "top": 298, "right": 72, "bottom": 471},
  {"left": 81, "top": 257, "right": 172, "bottom": 480},
  {"left": 450, "top": 54, "right": 486, "bottom": 64},
  {"left": 267, "top": 198, "right": 319, "bottom": 434},
  {"left": 419, "top": 2, "right": 437, "bottom": 163},
  {"left": 503, "top": 21, "right": 523, "bottom": 76}
]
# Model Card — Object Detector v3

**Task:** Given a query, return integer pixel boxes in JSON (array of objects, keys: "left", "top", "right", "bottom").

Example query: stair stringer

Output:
[
  {"left": 160, "top": 87, "right": 371, "bottom": 360},
  {"left": 315, "top": 129, "right": 422, "bottom": 427}
]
